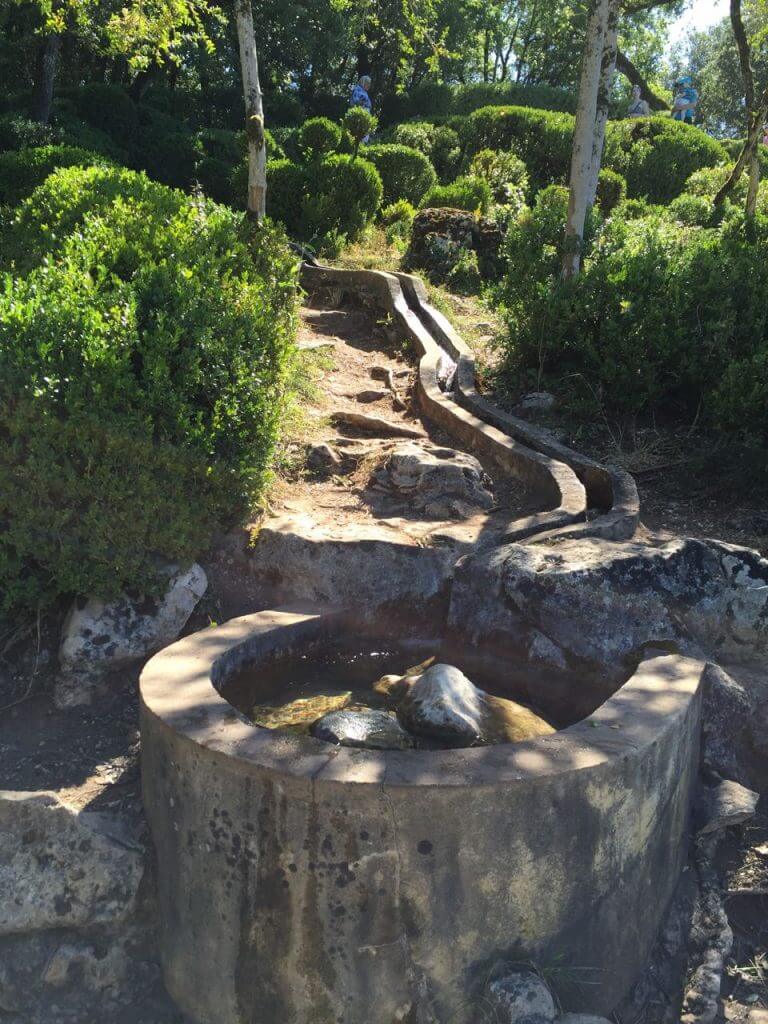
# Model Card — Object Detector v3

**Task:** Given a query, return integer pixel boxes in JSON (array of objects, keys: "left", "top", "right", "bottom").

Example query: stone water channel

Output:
[{"left": 137, "top": 265, "right": 768, "bottom": 1024}]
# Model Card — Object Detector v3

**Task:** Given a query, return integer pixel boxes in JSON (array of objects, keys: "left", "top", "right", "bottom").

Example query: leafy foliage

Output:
[
  {"left": 421, "top": 175, "right": 492, "bottom": 214},
  {"left": 495, "top": 196, "right": 768, "bottom": 443},
  {"left": 297, "top": 117, "right": 342, "bottom": 160},
  {"left": 0, "top": 164, "right": 298, "bottom": 611},
  {"left": 0, "top": 145, "right": 109, "bottom": 207},
  {"left": 363, "top": 143, "right": 436, "bottom": 206},
  {"left": 469, "top": 148, "right": 529, "bottom": 207}
]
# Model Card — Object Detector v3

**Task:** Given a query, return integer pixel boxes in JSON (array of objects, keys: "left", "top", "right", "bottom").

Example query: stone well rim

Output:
[{"left": 139, "top": 604, "right": 704, "bottom": 788}]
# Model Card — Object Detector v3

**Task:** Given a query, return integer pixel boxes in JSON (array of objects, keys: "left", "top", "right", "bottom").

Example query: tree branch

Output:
[{"left": 615, "top": 49, "right": 670, "bottom": 109}]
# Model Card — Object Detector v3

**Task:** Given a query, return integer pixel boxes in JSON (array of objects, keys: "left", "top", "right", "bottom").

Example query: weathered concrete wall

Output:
[{"left": 140, "top": 609, "right": 704, "bottom": 1024}]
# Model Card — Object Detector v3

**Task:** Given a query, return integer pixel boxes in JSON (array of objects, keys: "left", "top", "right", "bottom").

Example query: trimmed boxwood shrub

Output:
[
  {"left": 264, "top": 155, "right": 382, "bottom": 244},
  {"left": 0, "top": 165, "right": 298, "bottom": 612},
  {"left": 297, "top": 117, "right": 342, "bottom": 159},
  {"left": 1, "top": 164, "right": 186, "bottom": 272},
  {"left": 421, "top": 174, "right": 491, "bottom": 214},
  {"left": 469, "top": 148, "right": 529, "bottom": 206},
  {"left": 463, "top": 107, "right": 728, "bottom": 202},
  {"left": 75, "top": 83, "right": 139, "bottom": 139},
  {"left": 0, "top": 145, "right": 107, "bottom": 207},
  {"left": 363, "top": 143, "right": 436, "bottom": 207},
  {"left": 461, "top": 105, "right": 575, "bottom": 192},
  {"left": 302, "top": 154, "right": 383, "bottom": 241},
  {"left": 452, "top": 82, "right": 577, "bottom": 116},
  {"left": 264, "top": 158, "right": 307, "bottom": 235},
  {"left": 602, "top": 117, "right": 727, "bottom": 204},
  {"left": 391, "top": 122, "right": 436, "bottom": 155}
]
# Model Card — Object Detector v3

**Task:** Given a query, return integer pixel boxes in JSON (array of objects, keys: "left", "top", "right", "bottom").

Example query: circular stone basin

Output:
[{"left": 139, "top": 607, "right": 705, "bottom": 1024}]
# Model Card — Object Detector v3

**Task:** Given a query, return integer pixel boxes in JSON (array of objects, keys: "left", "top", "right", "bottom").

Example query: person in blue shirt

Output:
[
  {"left": 672, "top": 76, "right": 698, "bottom": 124},
  {"left": 350, "top": 76, "right": 372, "bottom": 113}
]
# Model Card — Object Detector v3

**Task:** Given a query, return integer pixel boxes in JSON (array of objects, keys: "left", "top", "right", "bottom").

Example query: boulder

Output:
[
  {"left": 312, "top": 709, "right": 413, "bottom": 750},
  {"left": 372, "top": 442, "right": 494, "bottom": 520},
  {"left": 57, "top": 563, "right": 207, "bottom": 707},
  {"left": 696, "top": 779, "right": 759, "bottom": 835},
  {"left": 701, "top": 664, "right": 754, "bottom": 784},
  {"left": 246, "top": 513, "right": 461, "bottom": 622},
  {"left": 0, "top": 791, "right": 143, "bottom": 935},
  {"left": 515, "top": 391, "right": 557, "bottom": 416},
  {"left": 390, "top": 663, "right": 554, "bottom": 747},
  {"left": 449, "top": 537, "right": 768, "bottom": 679},
  {"left": 487, "top": 970, "right": 556, "bottom": 1024},
  {"left": 406, "top": 208, "right": 503, "bottom": 282}
]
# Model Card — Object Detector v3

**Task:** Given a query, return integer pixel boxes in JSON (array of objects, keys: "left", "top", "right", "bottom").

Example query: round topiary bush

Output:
[
  {"left": 297, "top": 117, "right": 342, "bottom": 160},
  {"left": 0, "top": 165, "right": 298, "bottom": 612},
  {"left": 469, "top": 148, "right": 529, "bottom": 206},
  {"left": 391, "top": 121, "right": 436, "bottom": 156},
  {"left": 603, "top": 116, "right": 727, "bottom": 204},
  {"left": 302, "top": 154, "right": 382, "bottom": 241},
  {"left": 363, "top": 143, "right": 436, "bottom": 207},
  {"left": 0, "top": 144, "right": 107, "bottom": 208}
]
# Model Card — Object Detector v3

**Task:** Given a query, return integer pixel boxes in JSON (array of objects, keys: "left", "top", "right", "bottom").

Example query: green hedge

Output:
[
  {"left": 0, "top": 114, "right": 60, "bottom": 152},
  {"left": 265, "top": 155, "right": 382, "bottom": 244},
  {"left": 495, "top": 197, "right": 768, "bottom": 440},
  {"left": 421, "top": 175, "right": 491, "bottom": 214},
  {"left": 0, "top": 145, "right": 108, "bottom": 207},
  {"left": 379, "top": 81, "right": 576, "bottom": 125},
  {"left": 363, "top": 143, "right": 436, "bottom": 206},
  {"left": 603, "top": 117, "right": 727, "bottom": 204},
  {"left": 461, "top": 105, "right": 575, "bottom": 192},
  {"left": 462, "top": 107, "right": 728, "bottom": 201},
  {"left": 0, "top": 165, "right": 298, "bottom": 612}
]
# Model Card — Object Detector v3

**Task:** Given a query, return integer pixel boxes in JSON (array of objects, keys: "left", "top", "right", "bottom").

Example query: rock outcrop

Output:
[{"left": 450, "top": 537, "right": 768, "bottom": 680}]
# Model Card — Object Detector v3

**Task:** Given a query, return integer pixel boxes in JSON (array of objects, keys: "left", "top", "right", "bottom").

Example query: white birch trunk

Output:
[
  {"left": 234, "top": 0, "right": 266, "bottom": 220},
  {"left": 586, "top": 0, "right": 619, "bottom": 210},
  {"left": 562, "top": 0, "right": 611, "bottom": 279}
]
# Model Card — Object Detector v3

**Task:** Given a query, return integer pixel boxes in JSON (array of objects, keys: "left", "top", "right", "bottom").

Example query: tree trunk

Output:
[
  {"left": 563, "top": 0, "right": 612, "bottom": 279},
  {"left": 30, "top": 33, "right": 61, "bottom": 124},
  {"left": 586, "top": 0, "right": 619, "bottom": 209},
  {"left": 720, "top": 0, "right": 762, "bottom": 215},
  {"left": 234, "top": 0, "right": 266, "bottom": 221}
]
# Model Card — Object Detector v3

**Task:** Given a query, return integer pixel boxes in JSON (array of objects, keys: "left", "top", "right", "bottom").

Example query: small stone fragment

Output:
[
  {"left": 312, "top": 709, "right": 413, "bottom": 750},
  {"left": 57, "top": 563, "right": 207, "bottom": 707},
  {"left": 305, "top": 442, "right": 343, "bottom": 473},
  {"left": 354, "top": 389, "right": 390, "bottom": 404},
  {"left": 516, "top": 391, "right": 557, "bottom": 414},
  {"left": 374, "top": 442, "right": 494, "bottom": 520},
  {"left": 487, "top": 970, "right": 556, "bottom": 1024},
  {"left": 697, "top": 779, "right": 759, "bottom": 835}
]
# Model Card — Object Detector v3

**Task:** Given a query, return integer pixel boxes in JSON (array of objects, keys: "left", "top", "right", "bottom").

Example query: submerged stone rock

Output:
[
  {"left": 252, "top": 691, "right": 355, "bottom": 732},
  {"left": 312, "top": 709, "right": 413, "bottom": 750},
  {"left": 389, "top": 663, "right": 554, "bottom": 747},
  {"left": 373, "top": 442, "right": 494, "bottom": 520},
  {"left": 487, "top": 970, "right": 556, "bottom": 1024}
]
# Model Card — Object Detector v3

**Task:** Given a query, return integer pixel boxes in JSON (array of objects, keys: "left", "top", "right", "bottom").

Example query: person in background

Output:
[
  {"left": 350, "top": 75, "right": 372, "bottom": 113},
  {"left": 762, "top": 123, "right": 768, "bottom": 147},
  {"left": 627, "top": 84, "right": 650, "bottom": 118},
  {"left": 672, "top": 75, "right": 698, "bottom": 124}
]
